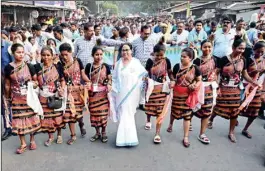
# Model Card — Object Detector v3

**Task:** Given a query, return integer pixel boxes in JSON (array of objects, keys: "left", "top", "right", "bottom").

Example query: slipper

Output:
[
  {"left": 29, "top": 142, "right": 37, "bottom": 150},
  {"left": 153, "top": 135, "right": 161, "bottom": 144},
  {"left": 16, "top": 145, "right": 27, "bottom": 154},
  {"left": 182, "top": 137, "right": 190, "bottom": 148},
  {"left": 198, "top": 134, "right": 210, "bottom": 144},
  {"left": 56, "top": 136, "right": 63, "bottom": 144},
  {"left": 144, "top": 122, "right": 152, "bottom": 130},
  {"left": 44, "top": 138, "right": 54, "bottom": 147},
  {"left": 101, "top": 135, "right": 108, "bottom": 143},
  {"left": 228, "top": 134, "right": 237, "bottom": 143},
  {"left": 90, "top": 134, "right": 101, "bottom": 142},
  {"left": 242, "top": 130, "right": 252, "bottom": 139},
  {"left": 67, "top": 134, "right": 77, "bottom": 145},
  {"left": 167, "top": 126, "right": 173, "bottom": 133}
]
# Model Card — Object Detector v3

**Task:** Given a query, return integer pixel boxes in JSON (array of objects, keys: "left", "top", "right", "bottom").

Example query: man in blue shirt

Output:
[{"left": 1, "top": 38, "right": 13, "bottom": 141}]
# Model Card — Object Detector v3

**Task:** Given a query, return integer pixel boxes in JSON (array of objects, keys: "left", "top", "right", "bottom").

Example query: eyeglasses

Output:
[{"left": 122, "top": 49, "right": 130, "bottom": 52}]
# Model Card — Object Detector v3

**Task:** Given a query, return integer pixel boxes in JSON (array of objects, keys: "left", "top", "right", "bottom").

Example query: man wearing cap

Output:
[{"left": 209, "top": 16, "right": 237, "bottom": 59}]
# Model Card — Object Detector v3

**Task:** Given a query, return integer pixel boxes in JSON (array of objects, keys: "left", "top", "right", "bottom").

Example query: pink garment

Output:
[{"left": 186, "top": 82, "right": 202, "bottom": 110}]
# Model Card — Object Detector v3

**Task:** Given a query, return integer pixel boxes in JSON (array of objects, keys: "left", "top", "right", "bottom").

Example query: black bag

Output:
[{"left": 47, "top": 96, "right": 62, "bottom": 109}]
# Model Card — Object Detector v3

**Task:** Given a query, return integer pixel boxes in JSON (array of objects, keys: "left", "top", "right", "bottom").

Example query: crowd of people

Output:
[{"left": 1, "top": 15, "right": 265, "bottom": 161}]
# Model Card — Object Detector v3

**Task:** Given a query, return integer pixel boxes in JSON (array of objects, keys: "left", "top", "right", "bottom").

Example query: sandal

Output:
[
  {"left": 44, "top": 138, "right": 54, "bottom": 147},
  {"left": 153, "top": 135, "right": 161, "bottom": 144},
  {"left": 101, "top": 133, "right": 108, "bottom": 143},
  {"left": 189, "top": 124, "right": 193, "bottom": 131},
  {"left": 16, "top": 145, "right": 27, "bottom": 154},
  {"left": 182, "top": 137, "right": 190, "bottom": 148},
  {"left": 208, "top": 122, "right": 213, "bottom": 129},
  {"left": 144, "top": 122, "right": 152, "bottom": 130},
  {"left": 242, "top": 130, "right": 252, "bottom": 139},
  {"left": 228, "top": 134, "right": 237, "bottom": 143},
  {"left": 56, "top": 136, "right": 63, "bottom": 144},
  {"left": 90, "top": 134, "right": 101, "bottom": 142},
  {"left": 29, "top": 142, "right": 37, "bottom": 150},
  {"left": 198, "top": 134, "right": 210, "bottom": 144},
  {"left": 167, "top": 125, "right": 173, "bottom": 133},
  {"left": 80, "top": 128, "right": 86, "bottom": 137},
  {"left": 236, "top": 120, "right": 239, "bottom": 127},
  {"left": 67, "top": 134, "right": 77, "bottom": 145}
]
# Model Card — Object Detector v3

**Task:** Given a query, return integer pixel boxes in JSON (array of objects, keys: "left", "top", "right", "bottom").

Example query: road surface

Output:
[{"left": 2, "top": 110, "right": 265, "bottom": 171}]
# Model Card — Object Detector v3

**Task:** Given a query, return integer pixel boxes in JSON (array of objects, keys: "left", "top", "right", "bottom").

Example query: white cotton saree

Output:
[{"left": 110, "top": 58, "right": 147, "bottom": 147}]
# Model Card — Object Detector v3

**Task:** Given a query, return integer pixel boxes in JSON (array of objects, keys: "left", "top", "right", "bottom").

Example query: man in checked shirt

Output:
[
  {"left": 132, "top": 25, "right": 156, "bottom": 110},
  {"left": 74, "top": 23, "right": 123, "bottom": 66}
]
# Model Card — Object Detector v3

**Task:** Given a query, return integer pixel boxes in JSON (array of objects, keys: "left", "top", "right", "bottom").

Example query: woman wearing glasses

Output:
[{"left": 111, "top": 43, "right": 147, "bottom": 147}]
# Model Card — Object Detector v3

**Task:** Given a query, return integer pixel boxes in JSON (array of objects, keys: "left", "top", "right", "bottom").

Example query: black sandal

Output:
[
  {"left": 242, "top": 130, "right": 252, "bottom": 139},
  {"left": 90, "top": 134, "right": 101, "bottom": 142},
  {"left": 101, "top": 134, "right": 108, "bottom": 143},
  {"left": 228, "top": 134, "right": 237, "bottom": 143},
  {"left": 81, "top": 128, "right": 86, "bottom": 137},
  {"left": 67, "top": 134, "right": 77, "bottom": 145}
]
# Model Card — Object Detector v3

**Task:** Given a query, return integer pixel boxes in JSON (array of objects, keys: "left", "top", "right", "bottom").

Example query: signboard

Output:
[
  {"left": 64, "top": 1, "right": 76, "bottom": 10},
  {"left": 34, "top": 1, "right": 64, "bottom": 7}
]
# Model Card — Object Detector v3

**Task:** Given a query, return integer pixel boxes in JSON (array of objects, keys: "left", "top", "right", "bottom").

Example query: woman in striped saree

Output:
[
  {"left": 59, "top": 43, "right": 90, "bottom": 145},
  {"left": 240, "top": 41, "right": 265, "bottom": 139},
  {"left": 212, "top": 36, "right": 259, "bottom": 143},
  {"left": 144, "top": 40, "right": 173, "bottom": 143},
  {"left": 168, "top": 47, "right": 202, "bottom": 148},
  {"left": 193, "top": 40, "right": 219, "bottom": 144},
  {"left": 4, "top": 43, "right": 41, "bottom": 154},
  {"left": 35, "top": 47, "right": 66, "bottom": 146},
  {"left": 85, "top": 46, "right": 112, "bottom": 143}
]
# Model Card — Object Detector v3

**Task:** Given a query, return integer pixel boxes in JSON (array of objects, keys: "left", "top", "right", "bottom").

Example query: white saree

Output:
[{"left": 110, "top": 58, "right": 147, "bottom": 147}]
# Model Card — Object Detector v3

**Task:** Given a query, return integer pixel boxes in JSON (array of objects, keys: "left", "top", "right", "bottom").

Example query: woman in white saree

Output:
[{"left": 110, "top": 43, "right": 147, "bottom": 147}]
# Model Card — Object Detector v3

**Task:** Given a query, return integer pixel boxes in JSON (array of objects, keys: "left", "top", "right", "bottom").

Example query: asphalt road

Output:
[{"left": 2, "top": 109, "right": 265, "bottom": 171}]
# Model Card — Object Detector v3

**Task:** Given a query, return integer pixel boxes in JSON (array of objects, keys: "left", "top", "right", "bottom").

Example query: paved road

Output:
[{"left": 2, "top": 110, "right": 265, "bottom": 171}]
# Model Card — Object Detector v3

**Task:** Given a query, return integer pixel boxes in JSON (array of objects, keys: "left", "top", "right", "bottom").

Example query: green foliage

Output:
[{"left": 102, "top": 2, "right": 119, "bottom": 15}]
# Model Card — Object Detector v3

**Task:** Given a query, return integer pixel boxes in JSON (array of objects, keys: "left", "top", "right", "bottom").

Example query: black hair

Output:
[
  {"left": 201, "top": 39, "right": 212, "bottom": 48},
  {"left": 41, "top": 46, "right": 53, "bottom": 56},
  {"left": 236, "top": 19, "right": 244, "bottom": 24},
  {"left": 94, "top": 24, "right": 101, "bottom": 30},
  {"left": 249, "top": 22, "right": 256, "bottom": 28},
  {"left": 9, "top": 26, "right": 18, "bottom": 32},
  {"left": 194, "top": 20, "right": 203, "bottom": 26},
  {"left": 182, "top": 47, "right": 195, "bottom": 60},
  {"left": 60, "top": 23, "right": 68, "bottom": 28},
  {"left": 140, "top": 25, "right": 150, "bottom": 32},
  {"left": 232, "top": 35, "right": 245, "bottom": 48},
  {"left": 21, "top": 27, "right": 27, "bottom": 31},
  {"left": 91, "top": 46, "right": 104, "bottom": 56},
  {"left": 211, "top": 21, "right": 217, "bottom": 27},
  {"left": 84, "top": 22, "right": 94, "bottom": 31},
  {"left": 41, "top": 22, "right": 48, "bottom": 27},
  {"left": 222, "top": 16, "right": 232, "bottom": 22},
  {"left": 119, "top": 27, "right": 129, "bottom": 38},
  {"left": 53, "top": 26, "right": 63, "bottom": 34},
  {"left": 31, "top": 24, "right": 41, "bottom": 31},
  {"left": 28, "top": 36, "right": 34, "bottom": 42},
  {"left": 45, "top": 26, "right": 53, "bottom": 33},
  {"left": 119, "top": 43, "right": 133, "bottom": 53},
  {"left": 11, "top": 43, "right": 24, "bottom": 54},
  {"left": 47, "top": 38, "right": 57, "bottom": 46},
  {"left": 59, "top": 43, "right": 72, "bottom": 53},
  {"left": 253, "top": 41, "right": 265, "bottom": 51},
  {"left": 153, "top": 36, "right": 166, "bottom": 53}
]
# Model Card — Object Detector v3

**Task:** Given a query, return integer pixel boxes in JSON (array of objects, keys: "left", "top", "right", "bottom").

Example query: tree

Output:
[{"left": 102, "top": 2, "right": 119, "bottom": 15}]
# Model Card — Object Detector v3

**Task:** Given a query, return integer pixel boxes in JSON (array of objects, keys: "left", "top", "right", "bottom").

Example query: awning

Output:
[{"left": 2, "top": 2, "right": 36, "bottom": 8}]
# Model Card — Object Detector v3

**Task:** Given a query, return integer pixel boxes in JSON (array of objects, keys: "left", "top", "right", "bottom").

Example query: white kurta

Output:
[{"left": 111, "top": 58, "right": 147, "bottom": 147}]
